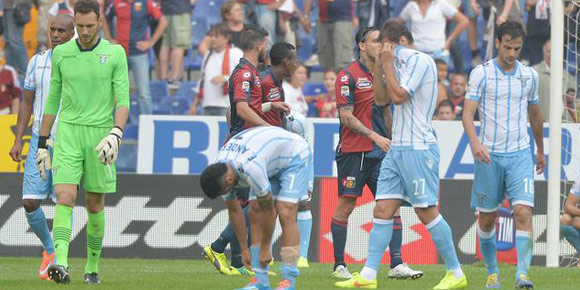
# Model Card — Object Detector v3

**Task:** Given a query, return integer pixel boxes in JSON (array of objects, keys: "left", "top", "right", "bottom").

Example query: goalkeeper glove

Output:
[
  {"left": 36, "top": 136, "right": 53, "bottom": 179},
  {"left": 95, "top": 126, "right": 123, "bottom": 165}
]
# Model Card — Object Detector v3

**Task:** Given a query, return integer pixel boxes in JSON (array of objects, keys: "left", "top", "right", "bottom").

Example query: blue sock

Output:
[
  {"left": 561, "top": 225, "right": 580, "bottom": 252},
  {"left": 250, "top": 245, "right": 260, "bottom": 271},
  {"left": 250, "top": 245, "right": 270, "bottom": 286},
  {"left": 25, "top": 207, "right": 54, "bottom": 254},
  {"left": 515, "top": 231, "right": 533, "bottom": 279},
  {"left": 280, "top": 265, "right": 300, "bottom": 287},
  {"left": 211, "top": 232, "right": 231, "bottom": 253},
  {"left": 389, "top": 216, "right": 403, "bottom": 268},
  {"left": 255, "top": 265, "right": 270, "bottom": 287},
  {"left": 331, "top": 218, "right": 347, "bottom": 269},
  {"left": 478, "top": 226, "right": 499, "bottom": 275},
  {"left": 426, "top": 215, "right": 460, "bottom": 271},
  {"left": 365, "top": 219, "right": 393, "bottom": 272},
  {"left": 297, "top": 210, "right": 312, "bottom": 258}
]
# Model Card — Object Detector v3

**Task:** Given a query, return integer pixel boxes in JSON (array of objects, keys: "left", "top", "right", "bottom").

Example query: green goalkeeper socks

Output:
[
  {"left": 53, "top": 204, "right": 73, "bottom": 268},
  {"left": 85, "top": 210, "right": 105, "bottom": 274}
]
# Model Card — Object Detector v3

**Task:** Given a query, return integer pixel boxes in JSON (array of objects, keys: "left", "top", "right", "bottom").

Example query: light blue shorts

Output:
[
  {"left": 23, "top": 134, "right": 55, "bottom": 202},
  {"left": 249, "top": 151, "right": 314, "bottom": 204},
  {"left": 299, "top": 161, "right": 314, "bottom": 202},
  {"left": 471, "top": 149, "right": 535, "bottom": 212},
  {"left": 376, "top": 145, "right": 440, "bottom": 208}
]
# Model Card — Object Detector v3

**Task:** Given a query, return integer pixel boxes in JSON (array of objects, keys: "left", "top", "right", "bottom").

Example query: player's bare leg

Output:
[{"left": 276, "top": 201, "right": 300, "bottom": 289}]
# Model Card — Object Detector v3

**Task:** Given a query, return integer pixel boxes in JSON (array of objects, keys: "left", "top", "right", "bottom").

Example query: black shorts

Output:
[{"left": 336, "top": 152, "right": 382, "bottom": 197}]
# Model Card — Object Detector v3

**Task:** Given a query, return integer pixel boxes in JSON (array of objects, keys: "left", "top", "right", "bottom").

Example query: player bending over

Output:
[
  {"left": 9, "top": 13, "right": 75, "bottom": 281},
  {"left": 201, "top": 126, "right": 313, "bottom": 290},
  {"left": 561, "top": 177, "right": 580, "bottom": 264}
]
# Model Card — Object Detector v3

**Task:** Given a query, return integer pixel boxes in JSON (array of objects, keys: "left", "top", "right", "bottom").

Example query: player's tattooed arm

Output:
[{"left": 339, "top": 106, "right": 374, "bottom": 137}]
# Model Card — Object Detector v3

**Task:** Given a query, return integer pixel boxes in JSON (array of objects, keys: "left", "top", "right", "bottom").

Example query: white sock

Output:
[
  {"left": 360, "top": 267, "right": 377, "bottom": 280},
  {"left": 451, "top": 267, "right": 464, "bottom": 279}
]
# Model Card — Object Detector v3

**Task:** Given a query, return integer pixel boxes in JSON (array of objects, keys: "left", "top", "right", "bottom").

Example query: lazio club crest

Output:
[{"left": 97, "top": 54, "right": 107, "bottom": 64}]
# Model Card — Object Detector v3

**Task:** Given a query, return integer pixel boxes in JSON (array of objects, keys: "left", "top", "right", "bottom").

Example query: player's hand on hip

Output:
[
  {"left": 95, "top": 127, "right": 123, "bottom": 165},
  {"left": 371, "top": 133, "right": 391, "bottom": 152},
  {"left": 35, "top": 137, "right": 53, "bottom": 179},
  {"left": 9, "top": 139, "right": 23, "bottom": 162},
  {"left": 471, "top": 142, "right": 490, "bottom": 163},
  {"left": 535, "top": 152, "right": 546, "bottom": 174}
]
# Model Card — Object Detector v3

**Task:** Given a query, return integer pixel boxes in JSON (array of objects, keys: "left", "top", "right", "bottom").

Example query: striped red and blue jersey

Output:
[
  {"left": 228, "top": 58, "right": 264, "bottom": 137},
  {"left": 260, "top": 67, "right": 285, "bottom": 127}
]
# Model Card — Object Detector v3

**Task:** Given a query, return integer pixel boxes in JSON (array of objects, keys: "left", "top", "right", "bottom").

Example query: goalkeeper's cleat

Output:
[
  {"left": 332, "top": 265, "right": 353, "bottom": 279},
  {"left": 84, "top": 273, "right": 101, "bottom": 284},
  {"left": 203, "top": 245, "right": 231, "bottom": 275},
  {"left": 484, "top": 273, "right": 500, "bottom": 288},
  {"left": 297, "top": 256, "right": 309, "bottom": 268},
  {"left": 47, "top": 264, "right": 70, "bottom": 284},
  {"left": 432, "top": 271, "right": 467, "bottom": 289},
  {"left": 39, "top": 251, "right": 55, "bottom": 280},
  {"left": 516, "top": 274, "right": 534, "bottom": 289},
  {"left": 229, "top": 266, "right": 255, "bottom": 276},
  {"left": 234, "top": 277, "right": 271, "bottom": 290},
  {"left": 334, "top": 272, "right": 377, "bottom": 289},
  {"left": 275, "top": 279, "right": 295, "bottom": 290},
  {"left": 387, "top": 263, "right": 423, "bottom": 280}
]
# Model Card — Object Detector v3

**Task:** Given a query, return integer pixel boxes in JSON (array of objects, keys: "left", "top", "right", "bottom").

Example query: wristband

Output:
[
  {"left": 38, "top": 136, "right": 49, "bottom": 149},
  {"left": 262, "top": 102, "right": 272, "bottom": 113}
]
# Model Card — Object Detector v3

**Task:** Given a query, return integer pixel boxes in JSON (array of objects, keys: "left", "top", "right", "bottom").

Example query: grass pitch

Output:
[{"left": 0, "top": 257, "right": 579, "bottom": 289}]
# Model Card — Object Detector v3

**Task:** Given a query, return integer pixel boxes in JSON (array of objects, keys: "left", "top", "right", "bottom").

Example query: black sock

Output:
[
  {"left": 331, "top": 218, "right": 348, "bottom": 270},
  {"left": 211, "top": 235, "right": 229, "bottom": 254},
  {"left": 390, "top": 216, "right": 403, "bottom": 268}
]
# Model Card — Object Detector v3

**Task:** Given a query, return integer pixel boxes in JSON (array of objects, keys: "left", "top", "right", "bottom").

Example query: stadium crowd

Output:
[{"left": 0, "top": 0, "right": 578, "bottom": 121}]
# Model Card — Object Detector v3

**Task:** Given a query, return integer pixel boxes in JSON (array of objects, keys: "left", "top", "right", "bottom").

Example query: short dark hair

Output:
[
  {"left": 434, "top": 58, "right": 447, "bottom": 66},
  {"left": 270, "top": 42, "right": 295, "bottom": 66},
  {"left": 437, "top": 99, "right": 455, "bottom": 112},
  {"left": 200, "top": 163, "right": 228, "bottom": 199},
  {"left": 210, "top": 23, "right": 231, "bottom": 39},
  {"left": 380, "top": 20, "right": 413, "bottom": 45},
  {"left": 496, "top": 21, "right": 525, "bottom": 42},
  {"left": 75, "top": 0, "right": 101, "bottom": 18},
  {"left": 241, "top": 25, "right": 269, "bottom": 51}
]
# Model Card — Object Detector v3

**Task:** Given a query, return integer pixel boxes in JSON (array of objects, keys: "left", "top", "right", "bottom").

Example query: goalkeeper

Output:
[{"left": 36, "top": 0, "right": 129, "bottom": 285}]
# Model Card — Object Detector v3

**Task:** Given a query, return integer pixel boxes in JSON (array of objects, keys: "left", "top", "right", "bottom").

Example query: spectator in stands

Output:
[
  {"left": 462, "top": 0, "right": 482, "bottom": 67},
  {"left": 48, "top": 0, "right": 76, "bottom": 17},
  {"left": 36, "top": 0, "right": 52, "bottom": 51},
  {"left": 357, "top": 0, "right": 389, "bottom": 28},
  {"left": 316, "top": 68, "right": 338, "bottom": 118},
  {"left": 104, "top": 0, "right": 168, "bottom": 115},
  {"left": 435, "top": 99, "right": 456, "bottom": 120},
  {"left": 0, "top": 54, "right": 21, "bottom": 114},
  {"left": 435, "top": 58, "right": 449, "bottom": 107},
  {"left": 563, "top": 88, "right": 579, "bottom": 123},
  {"left": 396, "top": 0, "right": 469, "bottom": 64},
  {"left": 239, "top": 0, "right": 278, "bottom": 50},
  {"left": 448, "top": 73, "right": 467, "bottom": 118},
  {"left": 198, "top": 0, "right": 244, "bottom": 56},
  {"left": 521, "top": 0, "right": 550, "bottom": 66},
  {"left": 2, "top": 0, "right": 31, "bottom": 75},
  {"left": 283, "top": 63, "right": 308, "bottom": 117},
  {"left": 277, "top": 0, "right": 310, "bottom": 47},
  {"left": 304, "top": 0, "right": 355, "bottom": 70},
  {"left": 0, "top": 1, "right": 4, "bottom": 41},
  {"left": 534, "top": 39, "right": 577, "bottom": 122},
  {"left": 159, "top": 0, "right": 192, "bottom": 88},
  {"left": 190, "top": 24, "right": 243, "bottom": 116}
]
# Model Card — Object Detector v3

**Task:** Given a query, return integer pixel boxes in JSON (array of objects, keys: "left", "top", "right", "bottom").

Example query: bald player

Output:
[{"left": 9, "top": 14, "right": 75, "bottom": 281}]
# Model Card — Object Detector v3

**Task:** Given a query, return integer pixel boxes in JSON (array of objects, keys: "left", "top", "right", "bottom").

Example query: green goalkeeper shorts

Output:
[{"left": 52, "top": 121, "right": 116, "bottom": 193}]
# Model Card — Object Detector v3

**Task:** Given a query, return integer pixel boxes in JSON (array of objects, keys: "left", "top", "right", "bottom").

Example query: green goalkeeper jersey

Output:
[{"left": 44, "top": 38, "right": 130, "bottom": 127}]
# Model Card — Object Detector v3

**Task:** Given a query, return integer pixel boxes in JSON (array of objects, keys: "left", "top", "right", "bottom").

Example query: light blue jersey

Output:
[
  {"left": 391, "top": 46, "right": 438, "bottom": 149},
  {"left": 217, "top": 126, "right": 313, "bottom": 203},
  {"left": 466, "top": 59, "right": 539, "bottom": 154},
  {"left": 23, "top": 49, "right": 58, "bottom": 137}
]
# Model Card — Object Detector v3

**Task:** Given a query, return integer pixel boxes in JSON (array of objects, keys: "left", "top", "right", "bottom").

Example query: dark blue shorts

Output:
[{"left": 336, "top": 152, "right": 382, "bottom": 197}]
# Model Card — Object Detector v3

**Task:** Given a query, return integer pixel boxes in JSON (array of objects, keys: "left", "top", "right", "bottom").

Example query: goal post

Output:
[{"left": 547, "top": 0, "right": 565, "bottom": 268}]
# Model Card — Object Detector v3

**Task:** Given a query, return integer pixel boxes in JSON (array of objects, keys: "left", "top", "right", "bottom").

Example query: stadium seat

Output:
[
  {"left": 303, "top": 83, "right": 327, "bottom": 97},
  {"left": 150, "top": 80, "right": 169, "bottom": 102},
  {"left": 124, "top": 123, "right": 139, "bottom": 140},
  {"left": 158, "top": 96, "right": 191, "bottom": 115},
  {"left": 116, "top": 142, "right": 138, "bottom": 173},
  {"left": 307, "top": 102, "right": 319, "bottom": 117},
  {"left": 129, "top": 96, "right": 140, "bottom": 124},
  {"left": 174, "top": 81, "right": 198, "bottom": 100}
]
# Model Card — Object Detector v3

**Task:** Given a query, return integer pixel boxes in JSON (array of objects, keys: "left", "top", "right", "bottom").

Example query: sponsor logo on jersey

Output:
[
  {"left": 340, "top": 86, "right": 350, "bottom": 97},
  {"left": 267, "top": 88, "right": 281, "bottom": 100},
  {"left": 241, "top": 81, "right": 250, "bottom": 92},
  {"left": 356, "top": 77, "right": 372, "bottom": 89},
  {"left": 340, "top": 75, "right": 348, "bottom": 82},
  {"left": 243, "top": 72, "right": 251, "bottom": 78}
]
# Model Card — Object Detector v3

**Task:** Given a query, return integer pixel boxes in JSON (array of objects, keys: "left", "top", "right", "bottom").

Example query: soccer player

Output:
[
  {"left": 200, "top": 126, "right": 314, "bottom": 290},
  {"left": 35, "top": 0, "right": 130, "bottom": 284},
  {"left": 203, "top": 42, "right": 295, "bottom": 276},
  {"left": 462, "top": 21, "right": 545, "bottom": 289},
  {"left": 330, "top": 26, "right": 422, "bottom": 280},
  {"left": 561, "top": 176, "right": 580, "bottom": 258},
  {"left": 8, "top": 14, "right": 75, "bottom": 281},
  {"left": 336, "top": 20, "right": 467, "bottom": 289}
]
